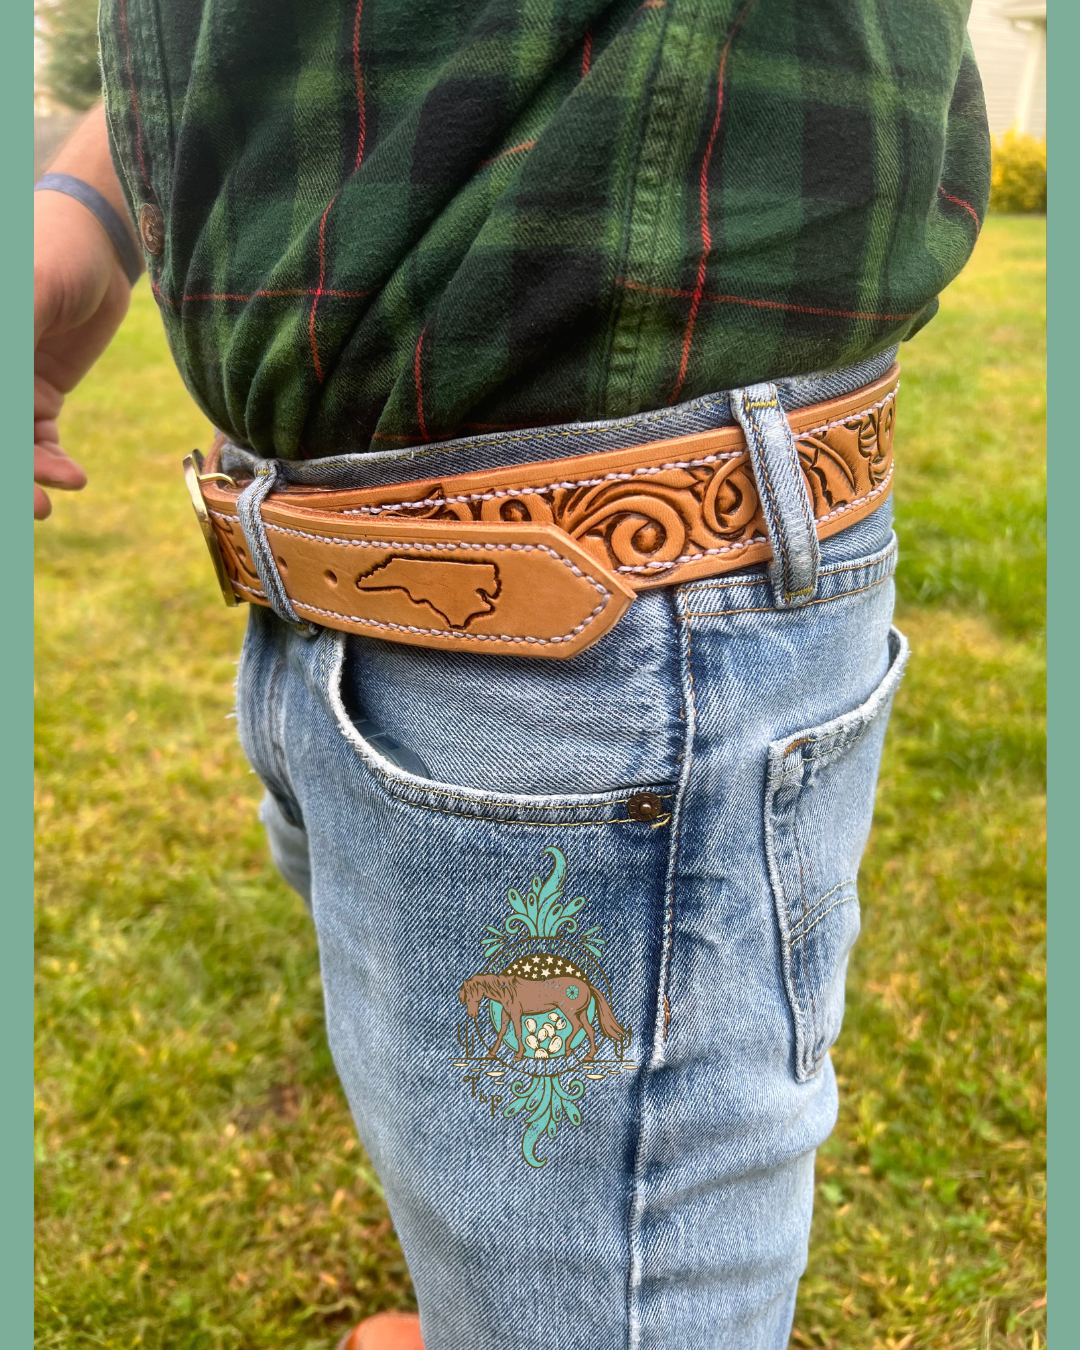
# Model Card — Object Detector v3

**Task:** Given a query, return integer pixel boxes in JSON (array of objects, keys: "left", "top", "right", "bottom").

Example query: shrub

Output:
[{"left": 989, "top": 131, "right": 1047, "bottom": 214}]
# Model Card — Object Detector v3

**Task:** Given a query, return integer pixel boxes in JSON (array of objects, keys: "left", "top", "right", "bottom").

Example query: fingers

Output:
[
  {"left": 35, "top": 440, "right": 87, "bottom": 491},
  {"left": 35, "top": 440, "right": 87, "bottom": 520}
]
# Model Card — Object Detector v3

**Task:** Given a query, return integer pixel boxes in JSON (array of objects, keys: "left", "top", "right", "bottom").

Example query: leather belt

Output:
[{"left": 185, "top": 364, "right": 897, "bottom": 659}]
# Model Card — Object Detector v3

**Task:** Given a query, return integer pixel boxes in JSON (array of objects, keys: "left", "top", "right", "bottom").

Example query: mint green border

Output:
[
  {"left": 10, "top": 4, "right": 32, "bottom": 1345},
  {"left": 1046, "top": 2, "right": 1066, "bottom": 1342}
]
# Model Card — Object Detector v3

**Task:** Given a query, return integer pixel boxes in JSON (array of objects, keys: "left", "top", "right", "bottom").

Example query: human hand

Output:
[{"left": 34, "top": 187, "right": 133, "bottom": 518}]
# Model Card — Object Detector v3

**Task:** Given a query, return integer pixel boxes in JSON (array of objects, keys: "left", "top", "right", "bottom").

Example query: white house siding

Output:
[{"left": 967, "top": 0, "right": 1046, "bottom": 138}]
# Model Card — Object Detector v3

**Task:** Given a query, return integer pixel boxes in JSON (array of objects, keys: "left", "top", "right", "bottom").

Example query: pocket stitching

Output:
[
  {"left": 765, "top": 626, "right": 909, "bottom": 1081},
  {"left": 375, "top": 795, "right": 673, "bottom": 828},
  {"left": 322, "top": 631, "right": 677, "bottom": 822}
]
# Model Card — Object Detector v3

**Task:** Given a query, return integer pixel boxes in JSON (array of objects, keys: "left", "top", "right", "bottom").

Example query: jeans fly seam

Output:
[{"left": 626, "top": 588, "right": 697, "bottom": 1349}]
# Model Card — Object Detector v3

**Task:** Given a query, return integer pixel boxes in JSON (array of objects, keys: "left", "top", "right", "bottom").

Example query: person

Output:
[{"left": 34, "top": 3, "right": 989, "bottom": 1347}]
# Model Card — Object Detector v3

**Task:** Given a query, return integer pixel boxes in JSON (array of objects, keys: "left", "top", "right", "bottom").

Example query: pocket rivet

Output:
[{"left": 627, "top": 791, "right": 663, "bottom": 822}]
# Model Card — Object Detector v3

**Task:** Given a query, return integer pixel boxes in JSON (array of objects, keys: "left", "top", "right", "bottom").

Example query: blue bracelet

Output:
[{"left": 35, "top": 172, "right": 144, "bottom": 286}]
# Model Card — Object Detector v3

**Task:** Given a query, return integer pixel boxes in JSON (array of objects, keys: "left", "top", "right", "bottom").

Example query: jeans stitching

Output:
[
  {"left": 741, "top": 394, "right": 792, "bottom": 595},
  {"left": 376, "top": 796, "right": 673, "bottom": 826},
  {"left": 682, "top": 569, "right": 892, "bottom": 618},
  {"left": 374, "top": 784, "right": 675, "bottom": 811},
  {"left": 781, "top": 400, "right": 820, "bottom": 594},
  {"left": 788, "top": 877, "right": 857, "bottom": 933},
  {"left": 789, "top": 892, "right": 858, "bottom": 944},
  {"left": 677, "top": 544, "right": 893, "bottom": 595}
]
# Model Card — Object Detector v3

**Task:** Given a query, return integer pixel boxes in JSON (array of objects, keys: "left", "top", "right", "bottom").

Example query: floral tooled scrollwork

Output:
[{"left": 375, "top": 393, "right": 895, "bottom": 579}]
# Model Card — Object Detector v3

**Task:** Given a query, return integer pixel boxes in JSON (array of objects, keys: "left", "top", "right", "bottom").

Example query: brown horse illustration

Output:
[{"left": 458, "top": 968, "right": 631, "bottom": 1063}]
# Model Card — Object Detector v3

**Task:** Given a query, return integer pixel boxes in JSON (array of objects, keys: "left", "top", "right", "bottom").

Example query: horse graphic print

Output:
[{"left": 452, "top": 846, "right": 634, "bottom": 1168}]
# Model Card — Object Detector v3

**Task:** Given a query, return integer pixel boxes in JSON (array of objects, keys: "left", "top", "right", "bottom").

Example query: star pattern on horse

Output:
[{"left": 503, "top": 954, "right": 585, "bottom": 982}]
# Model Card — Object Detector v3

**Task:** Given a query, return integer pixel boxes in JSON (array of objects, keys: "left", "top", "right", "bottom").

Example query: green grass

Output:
[{"left": 35, "top": 216, "right": 1045, "bottom": 1349}]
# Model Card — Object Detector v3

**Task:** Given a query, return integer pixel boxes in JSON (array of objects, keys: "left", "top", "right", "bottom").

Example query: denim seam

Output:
[
  {"left": 381, "top": 785, "right": 675, "bottom": 812},
  {"left": 781, "top": 400, "right": 820, "bottom": 584},
  {"left": 375, "top": 797, "right": 672, "bottom": 827},
  {"left": 626, "top": 583, "right": 698, "bottom": 1350},
  {"left": 323, "top": 631, "right": 679, "bottom": 817},
  {"left": 681, "top": 569, "right": 893, "bottom": 618},
  {"left": 763, "top": 785, "right": 808, "bottom": 1077},
  {"left": 792, "top": 792, "right": 819, "bottom": 1070},
  {"left": 740, "top": 395, "right": 792, "bottom": 596},
  {"left": 372, "top": 392, "right": 737, "bottom": 462},
  {"left": 267, "top": 652, "right": 290, "bottom": 791},
  {"left": 788, "top": 876, "right": 857, "bottom": 930},
  {"left": 235, "top": 463, "right": 316, "bottom": 632},
  {"left": 789, "top": 893, "right": 858, "bottom": 945}
]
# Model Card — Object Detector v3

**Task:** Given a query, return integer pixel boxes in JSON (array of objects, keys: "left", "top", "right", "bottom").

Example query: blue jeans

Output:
[{"left": 236, "top": 357, "right": 907, "bottom": 1350}]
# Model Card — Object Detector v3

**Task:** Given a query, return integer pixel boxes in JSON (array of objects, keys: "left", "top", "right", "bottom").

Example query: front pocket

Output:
[
  {"left": 323, "top": 631, "right": 678, "bottom": 826},
  {"left": 764, "top": 626, "right": 909, "bottom": 1081}
]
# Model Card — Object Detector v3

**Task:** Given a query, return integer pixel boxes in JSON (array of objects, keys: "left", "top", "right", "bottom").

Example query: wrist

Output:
[
  {"left": 35, "top": 174, "right": 143, "bottom": 286},
  {"left": 34, "top": 191, "right": 130, "bottom": 341}
]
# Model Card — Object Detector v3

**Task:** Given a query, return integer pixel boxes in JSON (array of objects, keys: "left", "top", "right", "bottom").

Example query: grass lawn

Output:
[{"left": 34, "top": 216, "right": 1045, "bottom": 1349}]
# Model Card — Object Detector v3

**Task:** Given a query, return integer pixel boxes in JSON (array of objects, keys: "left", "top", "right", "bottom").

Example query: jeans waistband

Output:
[{"left": 220, "top": 347, "right": 898, "bottom": 493}]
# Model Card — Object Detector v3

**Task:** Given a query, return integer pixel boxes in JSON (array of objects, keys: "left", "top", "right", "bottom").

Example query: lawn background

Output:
[{"left": 34, "top": 216, "right": 1046, "bottom": 1349}]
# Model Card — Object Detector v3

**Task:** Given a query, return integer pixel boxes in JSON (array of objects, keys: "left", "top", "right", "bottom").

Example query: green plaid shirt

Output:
[{"left": 99, "top": 0, "right": 988, "bottom": 460}]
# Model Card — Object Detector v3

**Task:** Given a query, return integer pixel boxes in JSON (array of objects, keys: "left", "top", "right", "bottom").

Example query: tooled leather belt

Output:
[{"left": 185, "top": 364, "right": 897, "bottom": 659}]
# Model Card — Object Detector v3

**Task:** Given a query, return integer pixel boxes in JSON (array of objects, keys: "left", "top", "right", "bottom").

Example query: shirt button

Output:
[
  {"left": 627, "top": 792, "right": 664, "bottom": 823},
  {"left": 139, "top": 203, "right": 165, "bottom": 255}
]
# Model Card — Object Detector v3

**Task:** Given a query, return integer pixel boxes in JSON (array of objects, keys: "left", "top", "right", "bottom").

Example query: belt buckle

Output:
[{"left": 182, "top": 450, "right": 241, "bottom": 607}]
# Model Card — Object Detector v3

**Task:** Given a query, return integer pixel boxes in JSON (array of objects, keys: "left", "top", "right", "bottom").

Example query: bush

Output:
[{"left": 989, "top": 131, "right": 1047, "bottom": 214}]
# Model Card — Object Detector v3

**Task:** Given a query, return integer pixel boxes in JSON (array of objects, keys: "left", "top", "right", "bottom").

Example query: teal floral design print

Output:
[{"left": 454, "top": 847, "right": 634, "bottom": 1168}]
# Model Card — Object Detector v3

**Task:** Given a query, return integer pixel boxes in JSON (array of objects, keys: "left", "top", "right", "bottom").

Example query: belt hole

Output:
[
  {"left": 324, "top": 569, "right": 338, "bottom": 587},
  {"left": 276, "top": 555, "right": 289, "bottom": 573}
]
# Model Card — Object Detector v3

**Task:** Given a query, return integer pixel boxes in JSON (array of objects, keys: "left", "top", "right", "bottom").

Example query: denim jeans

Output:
[{"left": 235, "top": 358, "right": 907, "bottom": 1350}]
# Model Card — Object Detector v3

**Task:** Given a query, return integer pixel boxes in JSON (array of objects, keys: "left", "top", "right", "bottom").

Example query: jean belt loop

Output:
[
  {"left": 235, "top": 460, "right": 320, "bottom": 636},
  {"left": 732, "top": 382, "right": 820, "bottom": 608}
]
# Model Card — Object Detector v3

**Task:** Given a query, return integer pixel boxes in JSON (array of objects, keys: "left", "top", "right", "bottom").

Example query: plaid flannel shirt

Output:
[{"left": 99, "top": 0, "right": 989, "bottom": 460}]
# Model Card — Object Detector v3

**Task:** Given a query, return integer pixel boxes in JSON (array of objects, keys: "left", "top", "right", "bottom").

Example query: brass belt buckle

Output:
[{"left": 182, "top": 450, "right": 241, "bottom": 607}]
